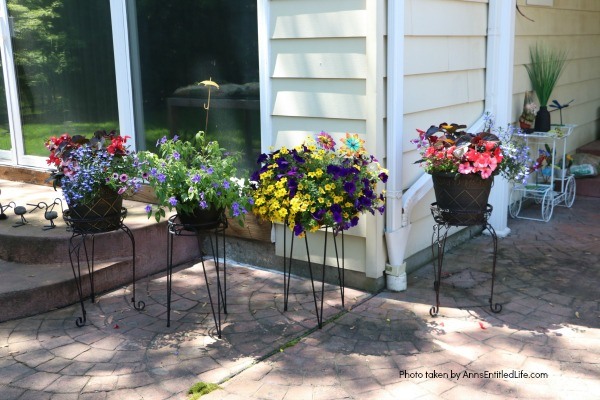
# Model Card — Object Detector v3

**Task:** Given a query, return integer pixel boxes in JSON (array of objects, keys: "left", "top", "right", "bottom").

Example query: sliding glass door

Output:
[
  {"left": 0, "top": 0, "right": 259, "bottom": 171},
  {"left": 1, "top": 0, "right": 119, "bottom": 167}
]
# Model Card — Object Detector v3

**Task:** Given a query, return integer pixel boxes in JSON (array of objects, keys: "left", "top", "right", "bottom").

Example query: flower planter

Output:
[
  {"left": 64, "top": 186, "right": 124, "bottom": 233},
  {"left": 431, "top": 173, "right": 493, "bottom": 226},
  {"left": 178, "top": 205, "right": 225, "bottom": 230}
]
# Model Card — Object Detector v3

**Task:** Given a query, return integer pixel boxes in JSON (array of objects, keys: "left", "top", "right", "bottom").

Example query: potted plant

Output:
[
  {"left": 138, "top": 131, "right": 253, "bottom": 228},
  {"left": 412, "top": 115, "right": 530, "bottom": 224},
  {"left": 532, "top": 143, "right": 573, "bottom": 182},
  {"left": 45, "top": 130, "right": 142, "bottom": 232},
  {"left": 524, "top": 43, "right": 568, "bottom": 132},
  {"left": 250, "top": 132, "right": 387, "bottom": 237}
]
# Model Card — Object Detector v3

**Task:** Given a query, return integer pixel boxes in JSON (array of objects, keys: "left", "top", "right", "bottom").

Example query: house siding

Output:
[
  {"left": 402, "top": 0, "right": 489, "bottom": 259},
  {"left": 514, "top": 0, "right": 600, "bottom": 150},
  {"left": 266, "top": 0, "right": 386, "bottom": 280}
]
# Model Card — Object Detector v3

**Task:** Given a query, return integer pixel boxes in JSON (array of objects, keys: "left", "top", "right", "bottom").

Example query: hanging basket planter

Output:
[
  {"left": 177, "top": 205, "right": 226, "bottom": 230},
  {"left": 64, "top": 186, "right": 125, "bottom": 233},
  {"left": 431, "top": 173, "right": 493, "bottom": 226}
]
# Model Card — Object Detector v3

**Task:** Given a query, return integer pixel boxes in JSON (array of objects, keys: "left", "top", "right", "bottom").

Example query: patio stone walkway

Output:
[{"left": 1, "top": 196, "right": 599, "bottom": 399}]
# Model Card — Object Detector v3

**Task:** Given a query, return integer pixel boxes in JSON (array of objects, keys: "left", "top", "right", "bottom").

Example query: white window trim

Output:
[
  {"left": 0, "top": 0, "right": 22, "bottom": 165},
  {"left": 109, "top": 0, "right": 137, "bottom": 151},
  {"left": 257, "top": 0, "right": 272, "bottom": 154}
]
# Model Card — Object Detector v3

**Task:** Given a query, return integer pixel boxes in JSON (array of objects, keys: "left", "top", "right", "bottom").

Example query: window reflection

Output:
[
  {"left": 7, "top": 0, "right": 118, "bottom": 156},
  {"left": 133, "top": 0, "right": 260, "bottom": 173}
]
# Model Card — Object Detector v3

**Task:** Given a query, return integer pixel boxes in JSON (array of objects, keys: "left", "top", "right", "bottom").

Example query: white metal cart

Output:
[{"left": 509, "top": 124, "right": 576, "bottom": 222}]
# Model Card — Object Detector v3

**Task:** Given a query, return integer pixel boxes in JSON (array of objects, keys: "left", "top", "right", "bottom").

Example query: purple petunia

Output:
[
  {"left": 168, "top": 196, "right": 178, "bottom": 206},
  {"left": 343, "top": 181, "right": 356, "bottom": 196},
  {"left": 293, "top": 223, "right": 304, "bottom": 236},
  {"left": 144, "top": 204, "right": 152, "bottom": 213}
]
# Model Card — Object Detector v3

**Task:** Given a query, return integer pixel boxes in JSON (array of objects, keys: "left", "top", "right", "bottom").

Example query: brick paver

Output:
[{"left": 1, "top": 196, "right": 599, "bottom": 399}]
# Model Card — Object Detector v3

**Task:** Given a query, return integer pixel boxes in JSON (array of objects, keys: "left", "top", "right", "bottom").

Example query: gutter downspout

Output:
[
  {"left": 384, "top": 0, "right": 515, "bottom": 291},
  {"left": 384, "top": 0, "right": 411, "bottom": 291}
]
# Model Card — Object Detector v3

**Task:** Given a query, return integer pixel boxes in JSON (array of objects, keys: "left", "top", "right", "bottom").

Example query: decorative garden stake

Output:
[
  {"left": 549, "top": 99, "right": 573, "bottom": 126},
  {"left": 198, "top": 78, "right": 219, "bottom": 134}
]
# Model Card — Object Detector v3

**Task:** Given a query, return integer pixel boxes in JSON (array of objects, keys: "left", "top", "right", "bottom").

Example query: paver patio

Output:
[{"left": 1, "top": 196, "right": 599, "bottom": 399}]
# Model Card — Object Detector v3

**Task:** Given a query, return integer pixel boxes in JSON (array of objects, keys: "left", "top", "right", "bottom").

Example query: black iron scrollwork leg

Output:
[
  {"left": 430, "top": 223, "right": 449, "bottom": 317},
  {"left": 68, "top": 233, "right": 87, "bottom": 327},
  {"left": 486, "top": 222, "right": 502, "bottom": 313},
  {"left": 121, "top": 224, "right": 144, "bottom": 311}
]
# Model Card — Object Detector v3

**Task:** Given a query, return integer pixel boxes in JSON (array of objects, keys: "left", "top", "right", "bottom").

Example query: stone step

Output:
[{"left": 0, "top": 179, "right": 202, "bottom": 321}]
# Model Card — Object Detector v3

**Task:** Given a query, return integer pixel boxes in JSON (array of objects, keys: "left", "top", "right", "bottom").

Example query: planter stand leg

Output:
[
  {"left": 430, "top": 223, "right": 449, "bottom": 317},
  {"left": 333, "top": 230, "right": 345, "bottom": 308},
  {"left": 68, "top": 233, "right": 88, "bottom": 327},
  {"left": 486, "top": 222, "right": 502, "bottom": 313},
  {"left": 166, "top": 229, "right": 174, "bottom": 328},
  {"left": 165, "top": 216, "right": 227, "bottom": 338},
  {"left": 283, "top": 226, "right": 294, "bottom": 312},
  {"left": 121, "top": 224, "right": 144, "bottom": 311}
]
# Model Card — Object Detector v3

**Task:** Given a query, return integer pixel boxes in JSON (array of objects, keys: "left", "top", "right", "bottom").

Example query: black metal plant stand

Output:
[
  {"left": 64, "top": 207, "right": 144, "bottom": 327},
  {"left": 166, "top": 214, "right": 227, "bottom": 338},
  {"left": 429, "top": 202, "right": 502, "bottom": 317},
  {"left": 282, "top": 225, "right": 345, "bottom": 329}
]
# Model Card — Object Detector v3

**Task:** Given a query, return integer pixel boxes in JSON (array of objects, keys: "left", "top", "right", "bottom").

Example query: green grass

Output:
[
  {"left": 187, "top": 381, "right": 221, "bottom": 399},
  {"left": 21, "top": 121, "right": 119, "bottom": 156},
  {"left": 2, "top": 105, "right": 262, "bottom": 173}
]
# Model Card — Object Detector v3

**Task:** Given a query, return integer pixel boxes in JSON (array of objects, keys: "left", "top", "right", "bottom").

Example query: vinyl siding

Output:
[
  {"left": 266, "top": 0, "right": 385, "bottom": 275},
  {"left": 514, "top": 0, "right": 600, "bottom": 150},
  {"left": 402, "top": 0, "right": 489, "bottom": 258}
]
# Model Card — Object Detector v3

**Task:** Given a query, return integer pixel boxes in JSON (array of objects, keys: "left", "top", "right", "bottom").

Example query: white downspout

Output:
[
  {"left": 384, "top": 0, "right": 411, "bottom": 291},
  {"left": 384, "top": 0, "right": 515, "bottom": 290}
]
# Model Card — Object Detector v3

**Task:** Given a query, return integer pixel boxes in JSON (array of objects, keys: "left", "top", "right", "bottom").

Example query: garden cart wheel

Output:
[
  {"left": 564, "top": 175, "right": 576, "bottom": 208},
  {"left": 541, "top": 189, "right": 554, "bottom": 222},
  {"left": 509, "top": 189, "right": 522, "bottom": 218}
]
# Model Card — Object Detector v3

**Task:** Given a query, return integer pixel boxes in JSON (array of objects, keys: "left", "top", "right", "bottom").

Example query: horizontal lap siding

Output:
[
  {"left": 268, "top": 0, "right": 374, "bottom": 271},
  {"left": 514, "top": 0, "right": 600, "bottom": 150},
  {"left": 402, "top": 0, "right": 489, "bottom": 259},
  {"left": 269, "top": 1, "right": 369, "bottom": 146}
]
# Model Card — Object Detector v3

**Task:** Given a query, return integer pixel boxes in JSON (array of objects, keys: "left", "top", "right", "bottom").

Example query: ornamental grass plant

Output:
[
  {"left": 250, "top": 132, "right": 388, "bottom": 237},
  {"left": 524, "top": 43, "right": 567, "bottom": 107}
]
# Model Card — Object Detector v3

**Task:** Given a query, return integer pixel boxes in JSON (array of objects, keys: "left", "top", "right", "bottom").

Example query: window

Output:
[
  {"left": 7, "top": 0, "right": 118, "bottom": 157},
  {"left": 132, "top": 0, "right": 260, "bottom": 173}
]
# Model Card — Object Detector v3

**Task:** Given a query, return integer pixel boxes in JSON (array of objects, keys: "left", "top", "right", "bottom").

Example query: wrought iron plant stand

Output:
[
  {"left": 166, "top": 214, "right": 227, "bottom": 338},
  {"left": 429, "top": 203, "right": 502, "bottom": 317},
  {"left": 64, "top": 207, "right": 144, "bottom": 327},
  {"left": 282, "top": 225, "right": 345, "bottom": 329}
]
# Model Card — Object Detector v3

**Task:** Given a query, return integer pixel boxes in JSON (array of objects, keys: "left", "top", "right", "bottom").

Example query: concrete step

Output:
[{"left": 0, "top": 179, "right": 202, "bottom": 322}]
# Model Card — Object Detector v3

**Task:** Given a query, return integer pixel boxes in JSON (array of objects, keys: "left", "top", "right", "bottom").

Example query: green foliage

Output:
[
  {"left": 524, "top": 43, "right": 567, "bottom": 107},
  {"left": 187, "top": 381, "right": 220, "bottom": 399},
  {"left": 138, "top": 131, "right": 253, "bottom": 225}
]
